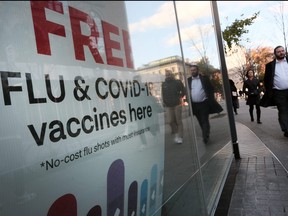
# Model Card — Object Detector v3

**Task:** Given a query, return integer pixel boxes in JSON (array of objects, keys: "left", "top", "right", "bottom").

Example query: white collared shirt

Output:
[
  {"left": 191, "top": 76, "right": 207, "bottom": 102},
  {"left": 274, "top": 58, "right": 288, "bottom": 90}
]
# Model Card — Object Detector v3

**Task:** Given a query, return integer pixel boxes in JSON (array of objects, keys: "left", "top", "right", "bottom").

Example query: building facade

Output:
[{"left": 137, "top": 55, "right": 192, "bottom": 104}]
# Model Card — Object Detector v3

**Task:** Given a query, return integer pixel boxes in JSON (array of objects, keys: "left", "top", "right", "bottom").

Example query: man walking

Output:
[
  {"left": 187, "top": 65, "right": 223, "bottom": 144},
  {"left": 260, "top": 45, "right": 288, "bottom": 137},
  {"left": 162, "top": 69, "right": 186, "bottom": 144}
]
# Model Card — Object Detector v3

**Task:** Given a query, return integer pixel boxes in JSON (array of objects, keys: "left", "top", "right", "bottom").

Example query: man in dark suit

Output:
[
  {"left": 187, "top": 65, "right": 223, "bottom": 144},
  {"left": 260, "top": 45, "right": 288, "bottom": 137}
]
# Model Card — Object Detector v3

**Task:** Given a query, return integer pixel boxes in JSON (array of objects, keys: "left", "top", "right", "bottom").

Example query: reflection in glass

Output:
[
  {"left": 161, "top": 69, "right": 186, "bottom": 144},
  {"left": 187, "top": 65, "right": 223, "bottom": 145},
  {"left": 126, "top": 1, "right": 233, "bottom": 215}
]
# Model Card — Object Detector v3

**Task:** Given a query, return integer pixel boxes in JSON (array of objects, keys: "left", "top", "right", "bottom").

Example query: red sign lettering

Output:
[{"left": 30, "top": 1, "right": 134, "bottom": 69}]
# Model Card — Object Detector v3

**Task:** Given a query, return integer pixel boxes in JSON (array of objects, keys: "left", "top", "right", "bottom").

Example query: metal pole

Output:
[{"left": 210, "top": 1, "right": 241, "bottom": 159}]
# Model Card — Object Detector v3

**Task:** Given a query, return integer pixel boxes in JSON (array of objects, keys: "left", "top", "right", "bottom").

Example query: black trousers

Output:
[
  {"left": 273, "top": 89, "right": 288, "bottom": 132},
  {"left": 192, "top": 100, "right": 210, "bottom": 139},
  {"left": 248, "top": 104, "right": 261, "bottom": 121}
]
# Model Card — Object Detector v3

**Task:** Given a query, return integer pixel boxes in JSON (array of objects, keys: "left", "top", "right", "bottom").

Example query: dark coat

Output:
[
  {"left": 161, "top": 77, "right": 186, "bottom": 107},
  {"left": 229, "top": 79, "right": 238, "bottom": 101},
  {"left": 187, "top": 75, "right": 223, "bottom": 114},
  {"left": 259, "top": 58, "right": 288, "bottom": 107},
  {"left": 243, "top": 78, "right": 261, "bottom": 105}
]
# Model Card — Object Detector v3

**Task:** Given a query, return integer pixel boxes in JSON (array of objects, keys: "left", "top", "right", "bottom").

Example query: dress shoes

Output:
[
  {"left": 284, "top": 132, "right": 288, "bottom": 138},
  {"left": 203, "top": 137, "right": 209, "bottom": 144}
]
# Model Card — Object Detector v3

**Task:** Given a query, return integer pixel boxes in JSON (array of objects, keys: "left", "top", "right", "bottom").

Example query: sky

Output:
[{"left": 125, "top": 1, "right": 288, "bottom": 69}]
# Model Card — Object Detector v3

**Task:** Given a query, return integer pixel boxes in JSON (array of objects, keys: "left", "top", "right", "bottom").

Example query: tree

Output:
[
  {"left": 210, "top": 69, "right": 223, "bottom": 96},
  {"left": 197, "top": 57, "right": 215, "bottom": 76},
  {"left": 246, "top": 46, "right": 274, "bottom": 81},
  {"left": 196, "top": 58, "right": 224, "bottom": 96},
  {"left": 186, "top": 19, "right": 214, "bottom": 72},
  {"left": 270, "top": 1, "right": 288, "bottom": 54},
  {"left": 222, "top": 12, "right": 260, "bottom": 54},
  {"left": 227, "top": 46, "right": 273, "bottom": 85},
  {"left": 225, "top": 45, "right": 248, "bottom": 85}
]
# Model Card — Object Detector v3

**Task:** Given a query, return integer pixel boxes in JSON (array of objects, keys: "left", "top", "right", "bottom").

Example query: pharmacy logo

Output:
[{"left": 47, "top": 159, "right": 162, "bottom": 216}]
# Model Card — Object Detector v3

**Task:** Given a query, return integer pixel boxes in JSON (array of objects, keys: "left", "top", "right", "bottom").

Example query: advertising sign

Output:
[{"left": 0, "top": 1, "right": 164, "bottom": 215}]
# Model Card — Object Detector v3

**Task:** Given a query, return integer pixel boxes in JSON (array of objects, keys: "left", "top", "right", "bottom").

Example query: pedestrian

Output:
[
  {"left": 238, "top": 90, "right": 243, "bottom": 98},
  {"left": 187, "top": 65, "right": 223, "bottom": 144},
  {"left": 229, "top": 79, "right": 239, "bottom": 115},
  {"left": 242, "top": 68, "right": 262, "bottom": 124},
  {"left": 260, "top": 45, "right": 288, "bottom": 137},
  {"left": 162, "top": 69, "right": 186, "bottom": 144}
]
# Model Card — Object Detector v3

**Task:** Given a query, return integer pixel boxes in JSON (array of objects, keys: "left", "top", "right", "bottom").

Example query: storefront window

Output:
[
  {"left": 0, "top": 1, "right": 233, "bottom": 215},
  {"left": 126, "top": 1, "right": 233, "bottom": 215}
]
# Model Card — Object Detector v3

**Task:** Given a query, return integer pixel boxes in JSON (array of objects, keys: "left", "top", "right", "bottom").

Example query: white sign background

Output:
[{"left": 0, "top": 1, "right": 164, "bottom": 215}]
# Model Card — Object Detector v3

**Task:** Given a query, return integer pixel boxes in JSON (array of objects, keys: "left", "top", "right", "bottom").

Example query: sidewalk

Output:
[{"left": 216, "top": 122, "right": 288, "bottom": 216}]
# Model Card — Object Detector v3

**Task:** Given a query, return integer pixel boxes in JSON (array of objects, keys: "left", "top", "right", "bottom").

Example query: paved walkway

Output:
[{"left": 216, "top": 122, "right": 288, "bottom": 216}]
